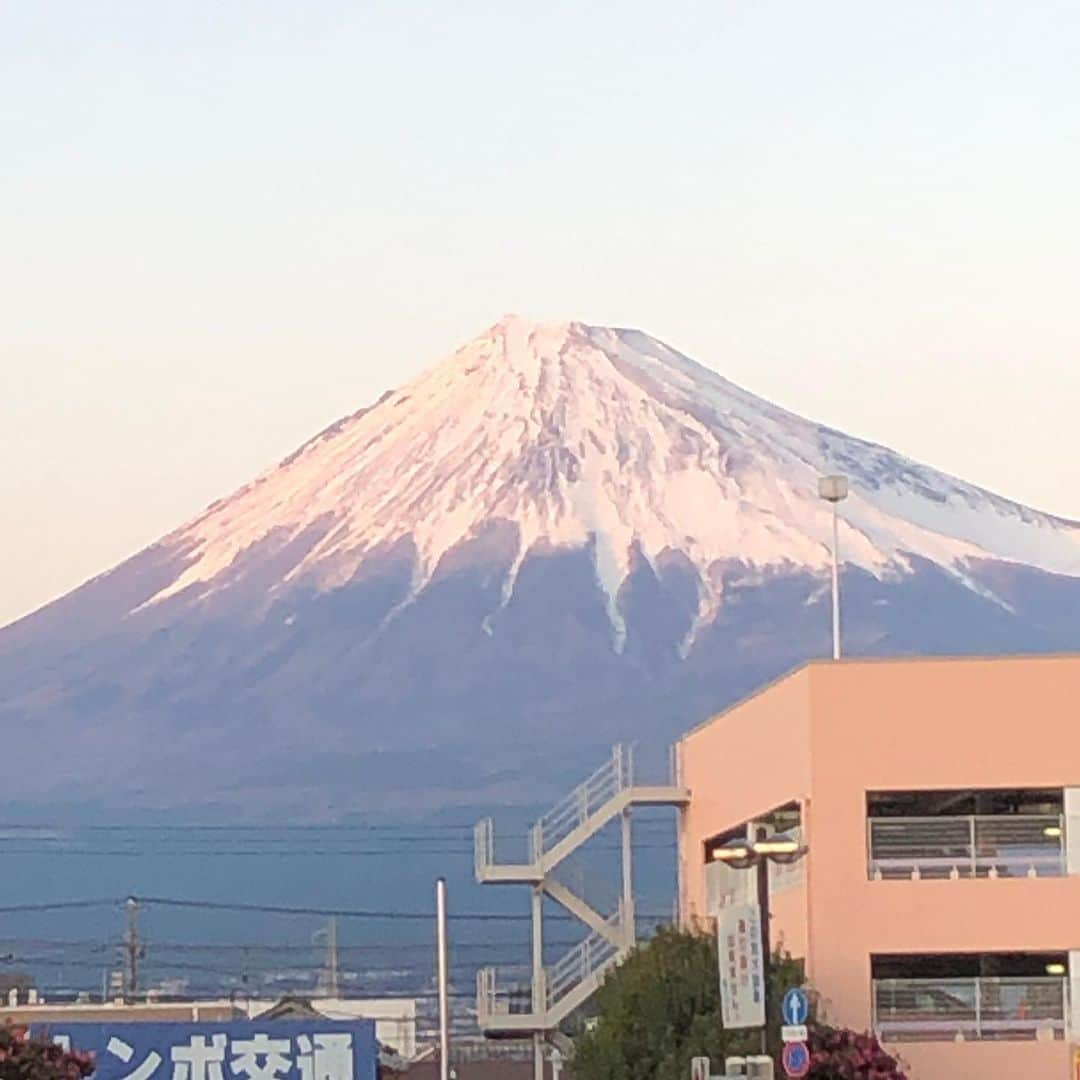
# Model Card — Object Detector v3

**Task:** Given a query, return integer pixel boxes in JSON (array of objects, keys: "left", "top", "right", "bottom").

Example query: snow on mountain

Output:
[
  {"left": 142, "top": 315, "right": 1080, "bottom": 646},
  {"left": 3, "top": 314, "right": 1080, "bottom": 815}
]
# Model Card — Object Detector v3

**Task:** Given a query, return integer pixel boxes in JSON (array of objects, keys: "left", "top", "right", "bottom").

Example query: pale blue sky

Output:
[{"left": 3, "top": 1, "right": 1079, "bottom": 627}]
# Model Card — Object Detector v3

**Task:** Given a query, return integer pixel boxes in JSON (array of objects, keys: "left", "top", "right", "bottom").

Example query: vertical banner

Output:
[{"left": 717, "top": 901, "right": 766, "bottom": 1029}]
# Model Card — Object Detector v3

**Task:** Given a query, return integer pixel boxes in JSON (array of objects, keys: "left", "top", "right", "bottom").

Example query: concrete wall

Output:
[
  {"left": 677, "top": 654, "right": 1080, "bottom": 1080},
  {"left": 676, "top": 663, "right": 813, "bottom": 940},
  {"left": 897, "top": 1039, "right": 1070, "bottom": 1080},
  {"left": 805, "top": 656, "right": 1080, "bottom": 1028}
]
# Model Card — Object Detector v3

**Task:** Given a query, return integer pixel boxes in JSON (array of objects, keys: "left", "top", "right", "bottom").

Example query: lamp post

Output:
[
  {"left": 436, "top": 878, "right": 450, "bottom": 1080},
  {"left": 818, "top": 474, "right": 849, "bottom": 660},
  {"left": 709, "top": 827, "right": 806, "bottom": 1057}
]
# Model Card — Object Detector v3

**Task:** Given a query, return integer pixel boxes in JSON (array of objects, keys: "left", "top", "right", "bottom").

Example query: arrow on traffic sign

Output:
[{"left": 781, "top": 986, "right": 810, "bottom": 1026}]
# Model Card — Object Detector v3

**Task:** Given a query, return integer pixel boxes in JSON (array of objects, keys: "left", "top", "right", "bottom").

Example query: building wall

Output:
[
  {"left": 805, "top": 656, "right": 1080, "bottom": 1030},
  {"left": 0, "top": 1002, "right": 241, "bottom": 1025},
  {"left": 677, "top": 654, "right": 1080, "bottom": 1080},
  {"left": 251, "top": 997, "right": 417, "bottom": 1059},
  {"left": 676, "top": 663, "right": 813, "bottom": 938},
  {"left": 897, "top": 1039, "right": 1070, "bottom": 1080}
]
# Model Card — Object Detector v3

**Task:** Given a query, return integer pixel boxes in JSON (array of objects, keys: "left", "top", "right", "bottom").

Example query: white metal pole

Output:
[
  {"left": 436, "top": 878, "right": 450, "bottom": 1080},
  {"left": 831, "top": 500, "right": 841, "bottom": 660},
  {"left": 621, "top": 809, "right": 635, "bottom": 949},
  {"left": 532, "top": 886, "right": 544, "bottom": 1080}
]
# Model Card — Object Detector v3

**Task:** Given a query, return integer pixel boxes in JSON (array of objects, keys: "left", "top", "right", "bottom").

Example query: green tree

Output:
[
  {"left": 574, "top": 926, "right": 802, "bottom": 1080},
  {"left": 0, "top": 1025, "right": 94, "bottom": 1080}
]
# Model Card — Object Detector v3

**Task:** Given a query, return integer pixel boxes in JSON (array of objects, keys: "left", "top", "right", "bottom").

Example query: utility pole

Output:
[
  {"left": 755, "top": 830, "right": 772, "bottom": 1058},
  {"left": 123, "top": 897, "right": 141, "bottom": 1003},
  {"left": 436, "top": 879, "right": 450, "bottom": 1080},
  {"left": 621, "top": 808, "right": 635, "bottom": 949},
  {"left": 531, "top": 883, "right": 544, "bottom": 1080},
  {"left": 322, "top": 917, "right": 340, "bottom": 998}
]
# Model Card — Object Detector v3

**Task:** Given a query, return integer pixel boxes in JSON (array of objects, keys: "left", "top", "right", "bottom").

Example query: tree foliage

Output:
[
  {"left": 574, "top": 926, "right": 801, "bottom": 1080},
  {"left": 574, "top": 928, "right": 908, "bottom": 1080},
  {"left": 0, "top": 1026, "right": 94, "bottom": 1080}
]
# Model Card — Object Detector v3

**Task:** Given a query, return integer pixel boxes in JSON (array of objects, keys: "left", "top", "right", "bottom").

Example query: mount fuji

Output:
[{"left": 3, "top": 316, "right": 1079, "bottom": 815}]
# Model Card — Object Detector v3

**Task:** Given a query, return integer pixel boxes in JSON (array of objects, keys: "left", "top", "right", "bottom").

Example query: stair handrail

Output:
[
  {"left": 476, "top": 966, "right": 495, "bottom": 1023},
  {"left": 474, "top": 817, "right": 494, "bottom": 880},
  {"left": 532, "top": 745, "right": 633, "bottom": 859},
  {"left": 545, "top": 907, "right": 624, "bottom": 1009}
]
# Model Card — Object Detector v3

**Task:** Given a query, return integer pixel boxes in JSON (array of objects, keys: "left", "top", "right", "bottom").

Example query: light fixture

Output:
[
  {"left": 818, "top": 475, "right": 849, "bottom": 503},
  {"left": 1046, "top": 962, "right": 1067, "bottom": 976},
  {"left": 752, "top": 832, "right": 801, "bottom": 857},
  {"left": 1043, "top": 825, "right": 1063, "bottom": 838},
  {"left": 708, "top": 841, "right": 754, "bottom": 868}
]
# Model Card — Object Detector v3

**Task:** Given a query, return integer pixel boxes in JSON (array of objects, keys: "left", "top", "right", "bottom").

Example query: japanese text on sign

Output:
[
  {"left": 39, "top": 1021, "right": 377, "bottom": 1080},
  {"left": 716, "top": 901, "right": 766, "bottom": 1030}
]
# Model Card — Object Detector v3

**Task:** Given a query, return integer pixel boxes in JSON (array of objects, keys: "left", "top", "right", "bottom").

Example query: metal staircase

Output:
[{"left": 473, "top": 744, "right": 688, "bottom": 1053}]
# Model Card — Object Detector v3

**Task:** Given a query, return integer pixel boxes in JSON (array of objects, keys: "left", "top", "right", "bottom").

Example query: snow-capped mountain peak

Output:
[
  {"left": 143, "top": 318, "right": 1080, "bottom": 646},
  {"left": 5, "top": 316, "right": 1080, "bottom": 815}
]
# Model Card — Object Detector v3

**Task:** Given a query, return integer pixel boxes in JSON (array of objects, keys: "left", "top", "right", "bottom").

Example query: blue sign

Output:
[
  {"left": 781, "top": 1040, "right": 810, "bottom": 1079},
  {"left": 32, "top": 1021, "right": 377, "bottom": 1080},
  {"left": 781, "top": 986, "right": 810, "bottom": 1026}
]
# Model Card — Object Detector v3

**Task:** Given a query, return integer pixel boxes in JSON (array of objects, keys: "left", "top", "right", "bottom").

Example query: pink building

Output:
[{"left": 674, "top": 654, "right": 1080, "bottom": 1080}]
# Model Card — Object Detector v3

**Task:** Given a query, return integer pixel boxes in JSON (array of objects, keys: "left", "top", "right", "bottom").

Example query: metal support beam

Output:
[
  {"left": 621, "top": 809, "right": 635, "bottom": 949},
  {"left": 474, "top": 744, "right": 690, "bottom": 1042},
  {"left": 531, "top": 885, "right": 544, "bottom": 1013},
  {"left": 542, "top": 880, "right": 622, "bottom": 948}
]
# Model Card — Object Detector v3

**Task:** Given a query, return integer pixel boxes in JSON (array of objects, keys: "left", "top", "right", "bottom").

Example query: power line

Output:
[
  {"left": 0, "top": 894, "right": 673, "bottom": 923},
  {"left": 0, "top": 900, "right": 119, "bottom": 914},
  {"left": 0, "top": 839, "right": 675, "bottom": 856},
  {"left": 130, "top": 896, "right": 670, "bottom": 922},
  {"left": 0, "top": 820, "right": 677, "bottom": 833}
]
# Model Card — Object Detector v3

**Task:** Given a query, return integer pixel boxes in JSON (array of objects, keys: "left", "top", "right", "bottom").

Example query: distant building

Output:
[
  {"left": 675, "top": 654, "right": 1080, "bottom": 1080},
  {"left": 250, "top": 996, "right": 417, "bottom": 1060}
]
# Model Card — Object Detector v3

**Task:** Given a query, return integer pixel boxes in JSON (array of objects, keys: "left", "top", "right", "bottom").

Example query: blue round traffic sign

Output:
[
  {"left": 782, "top": 1041, "right": 810, "bottom": 1079},
  {"left": 781, "top": 986, "right": 810, "bottom": 1026}
]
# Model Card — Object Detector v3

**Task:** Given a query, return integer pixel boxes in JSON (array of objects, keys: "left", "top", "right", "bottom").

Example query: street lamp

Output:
[
  {"left": 709, "top": 827, "right": 807, "bottom": 1055},
  {"left": 818, "top": 474, "right": 849, "bottom": 660}
]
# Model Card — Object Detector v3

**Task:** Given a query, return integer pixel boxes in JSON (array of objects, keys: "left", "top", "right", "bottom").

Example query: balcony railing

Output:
[
  {"left": 476, "top": 965, "right": 536, "bottom": 1023},
  {"left": 545, "top": 908, "right": 624, "bottom": 1011},
  {"left": 531, "top": 745, "right": 633, "bottom": 861},
  {"left": 867, "top": 814, "right": 1065, "bottom": 880},
  {"left": 873, "top": 977, "right": 1067, "bottom": 1042}
]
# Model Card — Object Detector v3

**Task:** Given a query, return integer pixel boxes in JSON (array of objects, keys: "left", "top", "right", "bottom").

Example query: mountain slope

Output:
[{"left": 3, "top": 317, "right": 1079, "bottom": 815}]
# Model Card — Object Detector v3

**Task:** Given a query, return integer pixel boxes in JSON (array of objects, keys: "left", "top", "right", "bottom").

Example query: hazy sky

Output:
[{"left": 3, "top": 1, "right": 1079, "bottom": 628}]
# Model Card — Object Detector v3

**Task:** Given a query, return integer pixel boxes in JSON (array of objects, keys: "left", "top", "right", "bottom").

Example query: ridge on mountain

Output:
[
  {"left": 132, "top": 315, "right": 1080, "bottom": 645},
  {"left": 1, "top": 316, "right": 1078, "bottom": 815}
]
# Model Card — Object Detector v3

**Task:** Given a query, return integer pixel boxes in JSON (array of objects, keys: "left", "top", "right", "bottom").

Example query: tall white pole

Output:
[
  {"left": 831, "top": 500, "right": 841, "bottom": 660},
  {"left": 436, "top": 878, "right": 450, "bottom": 1080},
  {"left": 621, "top": 809, "right": 635, "bottom": 949},
  {"left": 819, "top": 474, "right": 848, "bottom": 660},
  {"left": 328, "top": 916, "right": 339, "bottom": 998},
  {"left": 532, "top": 886, "right": 544, "bottom": 1080}
]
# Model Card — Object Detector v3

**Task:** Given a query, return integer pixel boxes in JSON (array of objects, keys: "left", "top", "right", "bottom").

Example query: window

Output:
[
  {"left": 866, "top": 788, "right": 1065, "bottom": 880},
  {"left": 872, "top": 952, "right": 1068, "bottom": 1042}
]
